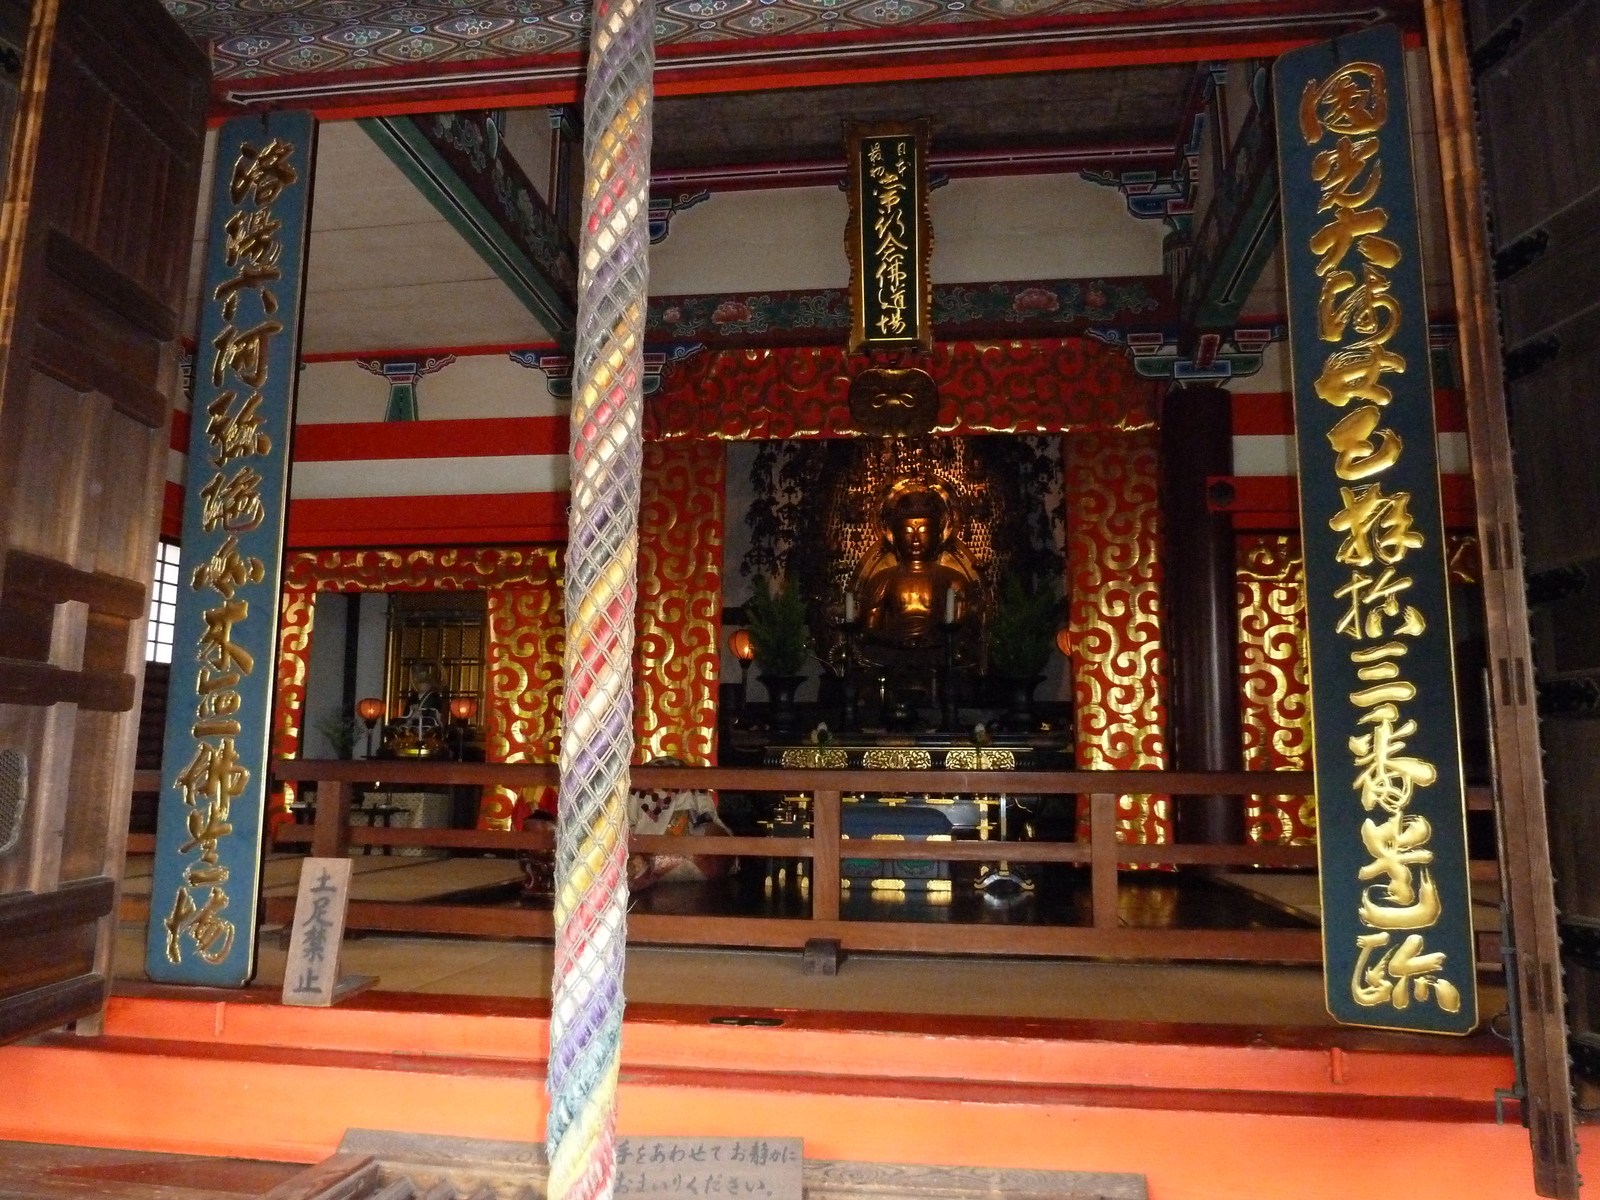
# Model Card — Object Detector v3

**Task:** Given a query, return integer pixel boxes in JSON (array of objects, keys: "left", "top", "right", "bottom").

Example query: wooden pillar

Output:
[
  {"left": 811, "top": 789, "right": 841, "bottom": 922},
  {"left": 1423, "top": 0, "right": 1577, "bottom": 1192},
  {"left": 311, "top": 780, "right": 351, "bottom": 860},
  {"left": 1089, "top": 792, "right": 1120, "bottom": 929},
  {"left": 1159, "top": 384, "right": 1243, "bottom": 844}
]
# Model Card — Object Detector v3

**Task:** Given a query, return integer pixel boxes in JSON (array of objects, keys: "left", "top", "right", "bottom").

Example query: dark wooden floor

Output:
[
  {"left": 435, "top": 863, "right": 1315, "bottom": 930},
  {"left": 0, "top": 1141, "right": 304, "bottom": 1199}
]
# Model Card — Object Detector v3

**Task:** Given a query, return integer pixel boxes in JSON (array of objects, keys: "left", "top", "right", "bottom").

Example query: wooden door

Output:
[{"left": 0, "top": 0, "right": 207, "bottom": 1042}]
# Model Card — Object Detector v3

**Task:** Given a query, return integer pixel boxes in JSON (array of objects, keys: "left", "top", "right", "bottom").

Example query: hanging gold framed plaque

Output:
[{"left": 845, "top": 121, "right": 934, "bottom": 354}]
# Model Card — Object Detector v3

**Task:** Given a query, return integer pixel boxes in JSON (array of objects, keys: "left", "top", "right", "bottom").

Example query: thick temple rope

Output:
[{"left": 546, "top": 0, "right": 655, "bottom": 1196}]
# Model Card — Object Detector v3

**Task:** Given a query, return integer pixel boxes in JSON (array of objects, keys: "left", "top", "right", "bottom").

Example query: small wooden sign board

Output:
[
  {"left": 281, "top": 857, "right": 376, "bottom": 1006},
  {"left": 614, "top": 1138, "right": 802, "bottom": 1200}
]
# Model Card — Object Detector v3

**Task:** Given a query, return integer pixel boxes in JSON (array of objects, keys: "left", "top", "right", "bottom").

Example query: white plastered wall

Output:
[
  {"left": 293, "top": 355, "right": 567, "bottom": 425},
  {"left": 648, "top": 173, "right": 1166, "bottom": 296}
]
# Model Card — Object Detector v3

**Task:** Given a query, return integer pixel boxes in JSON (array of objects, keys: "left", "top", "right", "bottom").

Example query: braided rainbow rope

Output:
[{"left": 547, "top": 0, "right": 654, "bottom": 1197}]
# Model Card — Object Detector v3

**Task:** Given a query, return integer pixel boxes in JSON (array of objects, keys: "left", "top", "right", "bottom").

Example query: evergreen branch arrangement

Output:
[
  {"left": 744, "top": 574, "right": 811, "bottom": 676},
  {"left": 987, "top": 576, "right": 1060, "bottom": 678}
]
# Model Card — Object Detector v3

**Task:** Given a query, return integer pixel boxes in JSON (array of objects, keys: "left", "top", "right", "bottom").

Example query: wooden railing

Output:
[{"left": 262, "top": 759, "right": 1331, "bottom": 963}]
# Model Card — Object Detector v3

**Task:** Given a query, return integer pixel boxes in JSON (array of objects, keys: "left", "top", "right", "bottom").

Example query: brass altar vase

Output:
[{"left": 385, "top": 728, "right": 448, "bottom": 759}]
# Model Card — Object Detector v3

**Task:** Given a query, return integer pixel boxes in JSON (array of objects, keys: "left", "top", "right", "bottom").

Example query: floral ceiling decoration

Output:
[
  {"left": 167, "top": 0, "right": 1265, "bottom": 80},
  {"left": 648, "top": 276, "right": 1167, "bottom": 349}
]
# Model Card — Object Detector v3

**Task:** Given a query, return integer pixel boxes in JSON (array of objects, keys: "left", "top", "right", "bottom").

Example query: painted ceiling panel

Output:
[
  {"left": 652, "top": 67, "right": 1193, "bottom": 170},
  {"left": 164, "top": 0, "right": 1246, "bottom": 79}
]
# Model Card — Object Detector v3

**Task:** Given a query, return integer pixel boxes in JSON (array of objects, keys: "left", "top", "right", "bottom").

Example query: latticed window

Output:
[
  {"left": 144, "top": 540, "right": 180, "bottom": 663},
  {"left": 383, "top": 591, "right": 487, "bottom": 717}
]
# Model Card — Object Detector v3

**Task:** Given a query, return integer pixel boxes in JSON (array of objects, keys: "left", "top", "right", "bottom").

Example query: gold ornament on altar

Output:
[{"left": 851, "top": 480, "right": 980, "bottom": 649}]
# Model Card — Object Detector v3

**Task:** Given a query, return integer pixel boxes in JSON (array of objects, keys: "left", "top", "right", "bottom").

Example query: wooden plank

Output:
[
  {"left": 2, "top": 546, "right": 146, "bottom": 617},
  {"left": 1088, "top": 843, "right": 1316, "bottom": 867},
  {"left": 812, "top": 789, "right": 841, "bottom": 921},
  {"left": 0, "top": 0, "right": 202, "bottom": 1036},
  {"left": 0, "top": 1140, "right": 305, "bottom": 1198},
  {"left": 0, "top": 971, "right": 104, "bottom": 1043},
  {"left": 272, "top": 758, "right": 1314, "bottom": 797},
  {"left": 295, "top": 899, "right": 1325, "bottom": 963},
  {"left": 277, "top": 824, "right": 555, "bottom": 852},
  {"left": 632, "top": 833, "right": 813, "bottom": 857},
  {"left": 258, "top": 1154, "right": 380, "bottom": 1200},
  {"left": 0, "top": 656, "right": 133, "bottom": 710},
  {"left": 1422, "top": 1, "right": 1579, "bottom": 1194},
  {"left": 264, "top": 826, "right": 1302, "bottom": 866},
  {"left": 43, "top": 229, "right": 175, "bottom": 341},
  {"left": 0, "top": 0, "right": 60, "bottom": 407},
  {"left": 836, "top": 840, "right": 1093, "bottom": 863},
  {"left": 31, "top": 298, "right": 166, "bottom": 429},
  {"left": 0, "top": 875, "right": 113, "bottom": 938},
  {"left": 1089, "top": 794, "right": 1120, "bottom": 931}
]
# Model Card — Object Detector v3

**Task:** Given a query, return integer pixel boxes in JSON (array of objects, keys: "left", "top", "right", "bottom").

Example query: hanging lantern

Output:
[{"left": 1054, "top": 627, "right": 1074, "bottom": 658}]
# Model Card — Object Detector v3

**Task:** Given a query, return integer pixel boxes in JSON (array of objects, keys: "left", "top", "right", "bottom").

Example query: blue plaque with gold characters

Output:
[
  {"left": 1274, "top": 26, "right": 1475, "bottom": 1033},
  {"left": 145, "top": 111, "right": 317, "bottom": 986},
  {"left": 846, "top": 121, "right": 933, "bottom": 354}
]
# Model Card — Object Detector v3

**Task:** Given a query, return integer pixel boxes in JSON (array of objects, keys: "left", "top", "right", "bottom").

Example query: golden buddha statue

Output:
[{"left": 851, "top": 483, "right": 980, "bottom": 648}]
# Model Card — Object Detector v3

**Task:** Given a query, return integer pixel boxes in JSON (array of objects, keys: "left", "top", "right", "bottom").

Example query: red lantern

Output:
[
  {"left": 729, "top": 629, "right": 755, "bottom": 662},
  {"left": 449, "top": 696, "right": 479, "bottom": 722},
  {"left": 356, "top": 697, "right": 386, "bottom": 726}
]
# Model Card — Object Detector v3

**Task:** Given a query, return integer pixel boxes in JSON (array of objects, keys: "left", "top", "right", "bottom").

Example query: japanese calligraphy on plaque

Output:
[
  {"left": 845, "top": 122, "right": 933, "bottom": 354},
  {"left": 1273, "top": 27, "right": 1475, "bottom": 1033},
  {"left": 281, "top": 857, "right": 353, "bottom": 1006},
  {"left": 145, "top": 111, "right": 317, "bottom": 986},
  {"left": 615, "top": 1138, "right": 802, "bottom": 1200}
]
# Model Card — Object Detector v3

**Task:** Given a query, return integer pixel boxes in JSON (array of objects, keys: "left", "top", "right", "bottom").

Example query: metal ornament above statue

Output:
[{"left": 848, "top": 366, "right": 940, "bottom": 437}]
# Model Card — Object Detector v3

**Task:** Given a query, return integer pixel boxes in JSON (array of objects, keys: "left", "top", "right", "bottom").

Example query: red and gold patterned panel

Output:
[
  {"left": 647, "top": 339, "right": 1159, "bottom": 441},
  {"left": 634, "top": 441, "right": 724, "bottom": 765},
  {"left": 269, "top": 587, "right": 316, "bottom": 835},
  {"left": 280, "top": 546, "right": 559, "bottom": 592},
  {"left": 269, "top": 545, "right": 564, "bottom": 831},
  {"left": 1236, "top": 534, "right": 1316, "bottom": 845},
  {"left": 485, "top": 575, "right": 564, "bottom": 830},
  {"left": 1064, "top": 429, "right": 1172, "bottom": 849}
]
